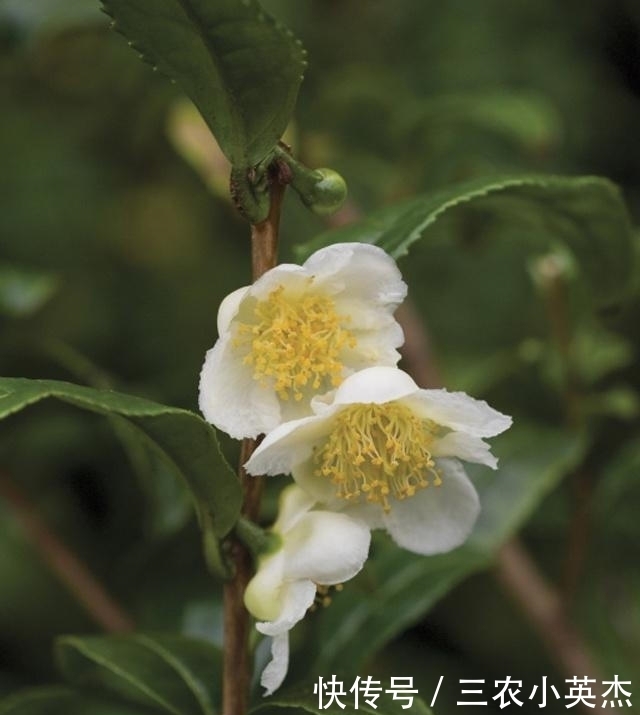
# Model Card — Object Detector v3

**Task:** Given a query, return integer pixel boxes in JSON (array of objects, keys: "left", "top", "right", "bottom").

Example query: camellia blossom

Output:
[
  {"left": 245, "top": 366, "right": 512, "bottom": 556},
  {"left": 244, "top": 484, "right": 370, "bottom": 695},
  {"left": 199, "top": 243, "right": 407, "bottom": 438}
]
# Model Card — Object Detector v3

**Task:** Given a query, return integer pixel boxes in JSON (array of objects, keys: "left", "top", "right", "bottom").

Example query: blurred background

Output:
[{"left": 1, "top": 1, "right": 639, "bottom": 713}]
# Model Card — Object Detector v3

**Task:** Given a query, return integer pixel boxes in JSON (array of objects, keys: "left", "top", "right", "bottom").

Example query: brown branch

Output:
[
  {"left": 496, "top": 541, "right": 605, "bottom": 715},
  {"left": 535, "top": 256, "right": 592, "bottom": 605},
  {"left": 396, "top": 302, "right": 603, "bottom": 715},
  {"left": 0, "top": 472, "right": 134, "bottom": 633},
  {"left": 222, "top": 170, "right": 286, "bottom": 715}
]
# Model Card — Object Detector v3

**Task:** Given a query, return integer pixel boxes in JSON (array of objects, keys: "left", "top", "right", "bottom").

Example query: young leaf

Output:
[
  {"left": 296, "top": 174, "right": 636, "bottom": 306},
  {"left": 0, "top": 378, "right": 242, "bottom": 541},
  {"left": 102, "top": 0, "right": 306, "bottom": 166},
  {"left": 56, "top": 634, "right": 221, "bottom": 715},
  {"left": 301, "top": 422, "right": 585, "bottom": 675},
  {"left": 0, "top": 687, "right": 148, "bottom": 715}
]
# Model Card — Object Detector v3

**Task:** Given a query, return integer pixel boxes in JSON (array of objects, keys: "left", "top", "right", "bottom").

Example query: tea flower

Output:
[
  {"left": 244, "top": 484, "right": 370, "bottom": 695},
  {"left": 199, "top": 243, "right": 407, "bottom": 438},
  {"left": 245, "top": 367, "right": 512, "bottom": 556}
]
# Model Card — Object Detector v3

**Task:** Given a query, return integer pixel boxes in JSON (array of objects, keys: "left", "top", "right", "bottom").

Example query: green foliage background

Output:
[{"left": 1, "top": 1, "right": 639, "bottom": 713}]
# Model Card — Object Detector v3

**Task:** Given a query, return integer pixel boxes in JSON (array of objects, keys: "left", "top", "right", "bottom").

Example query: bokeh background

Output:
[{"left": 1, "top": 1, "right": 639, "bottom": 713}]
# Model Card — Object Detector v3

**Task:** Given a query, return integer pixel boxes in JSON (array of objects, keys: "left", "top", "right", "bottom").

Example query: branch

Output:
[
  {"left": 0, "top": 472, "right": 134, "bottom": 633},
  {"left": 222, "top": 166, "right": 287, "bottom": 715},
  {"left": 396, "top": 304, "right": 604, "bottom": 715},
  {"left": 495, "top": 541, "right": 606, "bottom": 715}
]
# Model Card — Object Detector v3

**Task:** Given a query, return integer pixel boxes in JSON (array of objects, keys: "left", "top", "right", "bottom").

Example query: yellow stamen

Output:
[
  {"left": 233, "top": 284, "right": 356, "bottom": 401},
  {"left": 313, "top": 403, "right": 441, "bottom": 512}
]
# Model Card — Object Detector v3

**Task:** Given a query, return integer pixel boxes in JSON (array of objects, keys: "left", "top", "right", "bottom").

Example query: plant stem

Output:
[
  {"left": 222, "top": 168, "right": 286, "bottom": 715},
  {"left": 396, "top": 302, "right": 603, "bottom": 715},
  {"left": 496, "top": 541, "right": 605, "bottom": 715},
  {"left": 0, "top": 472, "right": 134, "bottom": 633}
]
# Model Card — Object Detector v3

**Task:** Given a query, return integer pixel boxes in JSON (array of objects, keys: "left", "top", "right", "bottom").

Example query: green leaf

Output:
[
  {"left": 0, "top": 378, "right": 241, "bottom": 541},
  {"left": 56, "top": 634, "right": 221, "bottom": 715},
  {"left": 0, "top": 266, "right": 58, "bottom": 317},
  {"left": 0, "top": 687, "right": 148, "bottom": 715},
  {"left": 301, "top": 422, "right": 585, "bottom": 675},
  {"left": 102, "top": 0, "right": 306, "bottom": 166},
  {"left": 296, "top": 174, "right": 636, "bottom": 306},
  {"left": 252, "top": 687, "right": 434, "bottom": 715}
]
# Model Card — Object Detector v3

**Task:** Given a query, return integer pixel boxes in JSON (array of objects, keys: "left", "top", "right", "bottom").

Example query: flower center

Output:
[
  {"left": 313, "top": 402, "right": 441, "bottom": 512},
  {"left": 234, "top": 285, "right": 355, "bottom": 402}
]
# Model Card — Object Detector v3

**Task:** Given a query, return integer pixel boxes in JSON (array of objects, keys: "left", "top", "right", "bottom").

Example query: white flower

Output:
[
  {"left": 199, "top": 243, "right": 407, "bottom": 439},
  {"left": 245, "top": 366, "right": 512, "bottom": 556},
  {"left": 244, "top": 484, "right": 370, "bottom": 695}
]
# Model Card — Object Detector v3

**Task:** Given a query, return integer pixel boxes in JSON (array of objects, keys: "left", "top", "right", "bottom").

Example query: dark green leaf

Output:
[
  {"left": 0, "top": 687, "right": 149, "bottom": 715},
  {"left": 102, "top": 0, "right": 306, "bottom": 166},
  {"left": 252, "top": 687, "right": 434, "bottom": 715},
  {"left": 0, "top": 266, "right": 58, "bottom": 317},
  {"left": 0, "top": 378, "right": 241, "bottom": 540},
  {"left": 302, "top": 422, "right": 585, "bottom": 674},
  {"left": 56, "top": 634, "right": 221, "bottom": 715},
  {"left": 296, "top": 174, "right": 636, "bottom": 305}
]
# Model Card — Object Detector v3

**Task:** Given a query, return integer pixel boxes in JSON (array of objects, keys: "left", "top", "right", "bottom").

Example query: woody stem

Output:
[{"left": 222, "top": 167, "right": 286, "bottom": 715}]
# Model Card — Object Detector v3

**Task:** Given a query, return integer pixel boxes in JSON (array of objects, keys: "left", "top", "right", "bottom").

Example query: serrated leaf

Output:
[
  {"left": 0, "top": 687, "right": 148, "bottom": 715},
  {"left": 102, "top": 0, "right": 306, "bottom": 166},
  {"left": 296, "top": 174, "right": 636, "bottom": 306},
  {"left": 0, "top": 378, "right": 241, "bottom": 541},
  {"left": 56, "top": 634, "right": 221, "bottom": 715},
  {"left": 0, "top": 266, "right": 58, "bottom": 317},
  {"left": 301, "top": 422, "right": 585, "bottom": 675}
]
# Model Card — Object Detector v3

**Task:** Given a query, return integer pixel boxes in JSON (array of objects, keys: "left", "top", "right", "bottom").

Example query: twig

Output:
[
  {"left": 496, "top": 541, "right": 605, "bottom": 715},
  {"left": 222, "top": 168, "right": 286, "bottom": 715},
  {"left": 396, "top": 301, "right": 603, "bottom": 715},
  {"left": 535, "top": 256, "right": 591, "bottom": 604},
  {"left": 0, "top": 472, "right": 134, "bottom": 633}
]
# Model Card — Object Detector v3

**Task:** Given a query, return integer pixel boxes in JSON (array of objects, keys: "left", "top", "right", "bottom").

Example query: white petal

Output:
[
  {"left": 284, "top": 511, "right": 370, "bottom": 584},
  {"left": 382, "top": 458, "right": 480, "bottom": 555},
  {"left": 304, "top": 243, "right": 407, "bottom": 306},
  {"left": 331, "top": 366, "right": 419, "bottom": 406},
  {"left": 217, "top": 286, "right": 249, "bottom": 335},
  {"left": 243, "top": 551, "right": 285, "bottom": 621},
  {"left": 273, "top": 484, "right": 316, "bottom": 533},
  {"left": 249, "top": 263, "right": 310, "bottom": 300},
  {"left": 432, "top": 431, "right": 499, "bottom": 469},
  {"left": 291, "top": 455, "right": 339, "bottom": 504},
  {"left": 341, "top": 323, "right": 405, "bottom": 371},
  {"left": 198, "top": 335, "right": 281, "bottom": 439},
  {"left": 404, "top": 390, "right": 512, "bottom": 438},
  {"left": 260, "top": 633, "right": 289, "bottom": 696},
  {"left": 245, "top": 413, "right": 334, "bottom": 476},
  {"left": 256, "top": 579, "right": 316, "bottom": 637}
]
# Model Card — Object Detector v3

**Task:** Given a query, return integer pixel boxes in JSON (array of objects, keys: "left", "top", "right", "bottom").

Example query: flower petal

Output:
[
  {"left": 432, "top": 431, "right": 499, "bottom": 469},
  {"left": 244, "top": 551, "right": 285, "bottom": 621},
  {"left": 291, "top": 455, "right": 338, "bottom": 503},
  {"left": 199, "top": 335, "right": 281, "bottom": 439},
  {"left": 217, "top": 286, "right": 249, "bottom": 335},
  {"left": 404, "top": 390, "right": 512, "bottom": 438},
  {"left": 249, "top": 263, "right": 310, "bottom": 301},
  {"left": 256, "top": 579, "right": 316, "bottom": 637},
  {"left": 260, "top": 633, "right": 289, "bottom": 696},
  {"left": 331, "top": 366, "right": 419, "bottom": 406},
  {"left": 273, "top": 484, "right": 316, "bottom": 533},
  {"left": 245, "top": 413, "right": 335, "bottom": 476},
  {"left": 305, "top": 243, "right": 407, "bottom": 306},
  {"left": 382, "top": 458, "right": 480, "bottom": 555},
  {"left": 284, "top": 511, "right": 370, "bottom": 584}
]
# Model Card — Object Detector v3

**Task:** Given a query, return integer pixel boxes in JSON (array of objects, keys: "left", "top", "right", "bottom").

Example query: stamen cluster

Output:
[
  {"left": 234, "top": 285, "right": 355, "bottom": 401},
  {"left": 313, "top": 403, "right": 441, "bottom": 512}
]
